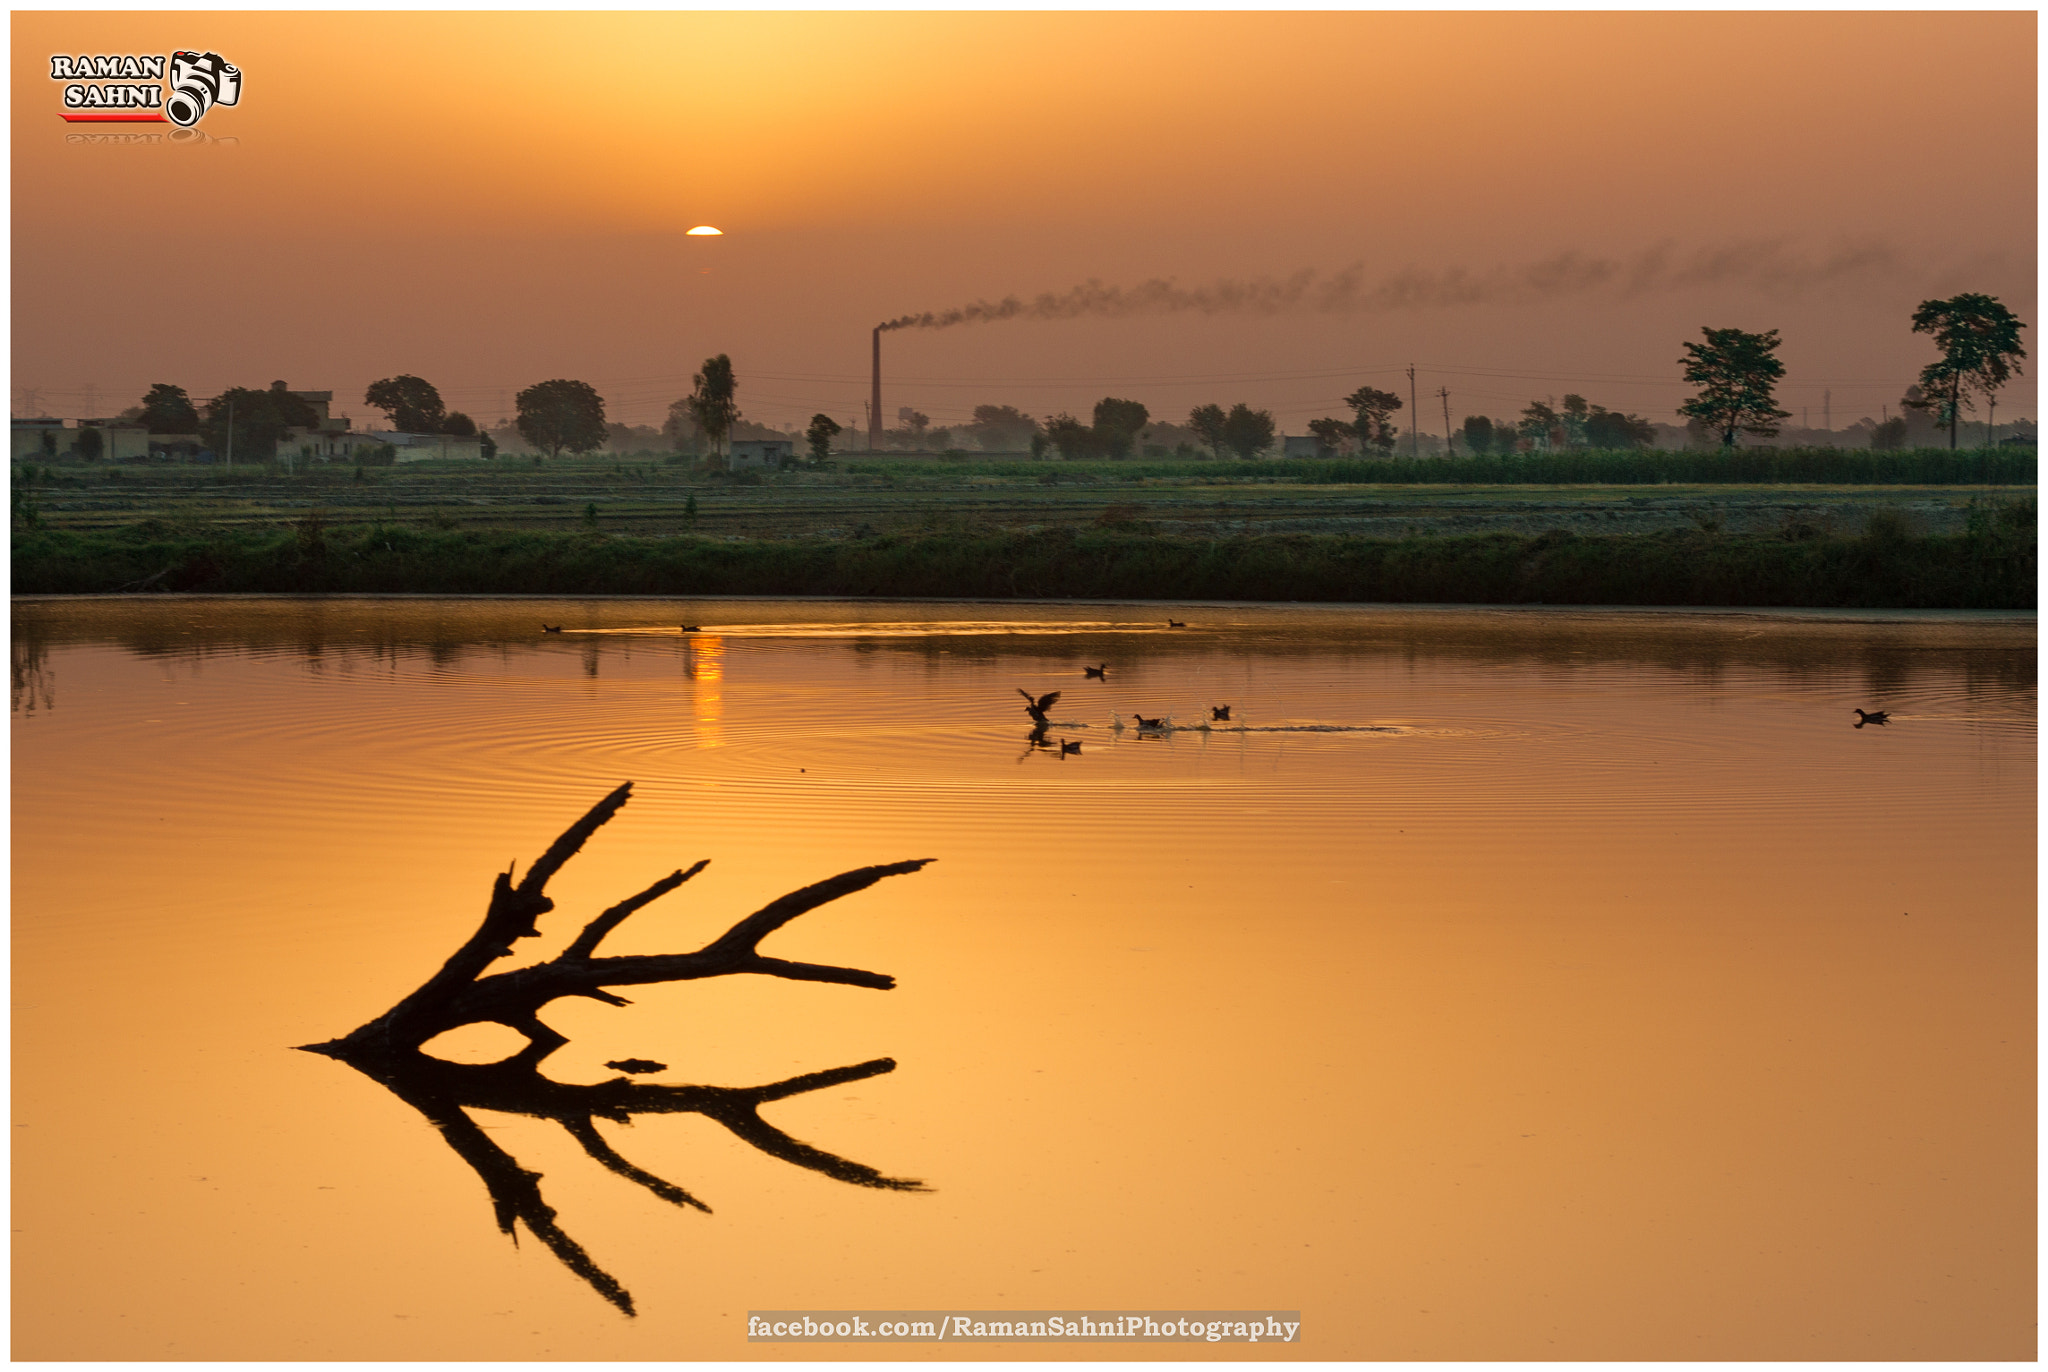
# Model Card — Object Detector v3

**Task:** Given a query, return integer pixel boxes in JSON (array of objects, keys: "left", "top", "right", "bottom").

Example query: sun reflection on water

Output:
[{"left": 688, "top": 634, "right": 723, "bottom": 747}]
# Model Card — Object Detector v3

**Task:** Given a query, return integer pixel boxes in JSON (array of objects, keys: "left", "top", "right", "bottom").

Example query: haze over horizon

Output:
[{"left": 12, "top": 11, "right": 2037, "bottom": 436}]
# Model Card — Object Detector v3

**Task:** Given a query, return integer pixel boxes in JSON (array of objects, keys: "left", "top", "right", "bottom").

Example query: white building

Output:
[
  {"left": 12, "top": 418, "right": 152, "bottom": 461},
  {"left": 729, "top": 439, "right": 794, "bottom": 469}
]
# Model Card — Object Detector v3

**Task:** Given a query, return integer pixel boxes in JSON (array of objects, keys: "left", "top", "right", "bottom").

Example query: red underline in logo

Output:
[{"left": 60, "top": 112, "right": 167, "bottom": 123}]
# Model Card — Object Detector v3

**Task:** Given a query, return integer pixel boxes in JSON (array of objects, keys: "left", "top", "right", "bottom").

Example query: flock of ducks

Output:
[
  {"left": 1017, "top": 620, "right": 1235, "bottom": 758},
  {"left": 538, "top": 621, "right": 1899, "bottom": 738}
]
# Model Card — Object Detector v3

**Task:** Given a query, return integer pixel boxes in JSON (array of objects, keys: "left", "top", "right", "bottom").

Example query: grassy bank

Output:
[{"left": 14, "top": 502, "right": 2034, "bottom": 609}]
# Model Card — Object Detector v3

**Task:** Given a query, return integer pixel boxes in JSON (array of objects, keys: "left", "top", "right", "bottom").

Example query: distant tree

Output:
[
  {"left": 1677, "top": 326, "right": 1790, "bottom": 448},
  {"left": 965, "top": 405, "right": 1039, "bottom": 450},
  {"left": 137, "top": 383, "right": 199, "bottom": 434},
  {"left": 686, "top": 355, "right": 740, "bottom": 461},
  {"left": 663, "top": 396, "right": 704, "bottom": 453},
  {"left": 479, "top": 430, "right": 498, "bottom": 460},
  {"left": 1870, "top": 417, "right": 1908, "bottom": 451},
  {"left": 364, "top": 375, "right": 447, "bottom": 434},
  {"left": 1905, "top": 293, "right": 2027, "bottom": 450},
  {"left": 202, "top": 386, "right": 297, "bottom": 460},
  {"left": 74, "top": 426, "right": 104, "bottom": 461},
  {"left": 268, "top": 381, "right": 321, "bottom": 431},
  {"left": 516, "top": 379, "right": 608, "bottom": 459},
  {"left": 1559, "top": 394, "right": 1591, "bottom": 448},
  {"left": 1518, "top": 400, "right": 1559, "bottom": 450},
  {"left": 1342, "top": 386, "right": 1403, "bottom": 452},
  {"left": 1187, "top": 403, "right": 1229, "bottom": 459},
  {"left": 1583, "top": 406, "right": 1656, "bottom": 449},
  {"left": 1043, "top": 413, "right": 1095, "bottom": 460},
  {"left": 1307, "top": 417, "right": 1355, "bottom": 456},
  {"left": 1221, "top": 403, "right": 1276, "bottom": 459},
  {"left": 1895, "top": 387, "right": 1942, "bottom": 446},
  {"left": 1091, "top": 397, "right": 1150, "bottom": 459},
  {"left": 442, "top": 411, "right": 478, "bottom": 437},
  {"left": 1460, "top": 415, "right": 1495, "bottom": 455},
  {"left": 806, "top": 413, "right": 842, "bottom": 462},
  {"left": 894, "top": 407, "right": 930, "bottom": 447}
]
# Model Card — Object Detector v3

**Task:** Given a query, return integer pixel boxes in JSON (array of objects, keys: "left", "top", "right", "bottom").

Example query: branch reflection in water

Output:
[{"left": 296, "top": 782, "right": 932, "bottom": 1315}]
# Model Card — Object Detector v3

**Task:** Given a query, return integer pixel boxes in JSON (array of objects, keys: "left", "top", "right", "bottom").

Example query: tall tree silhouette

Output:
[
  {"left": 688, "top": 355, "right": 740, "bottom": 463},
  {"left": 1905, "top": 294, "right": 2027, "bottom": 450},
  {"left": 1676, "top": 326, "right": 1790, "bottom": 448}
]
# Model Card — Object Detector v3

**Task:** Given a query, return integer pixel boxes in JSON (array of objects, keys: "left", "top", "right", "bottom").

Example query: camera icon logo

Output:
[{"left": 165, "top": 50, "right": 240, "bottom": 128}]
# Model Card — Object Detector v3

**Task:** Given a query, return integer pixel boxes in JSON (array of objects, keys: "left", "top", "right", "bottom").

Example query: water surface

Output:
[{"left": 12, "top": 596, "right": 2035, "bottom": 1359}]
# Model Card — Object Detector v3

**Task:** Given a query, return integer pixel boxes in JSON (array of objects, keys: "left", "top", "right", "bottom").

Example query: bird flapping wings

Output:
[{"left": 1017, "top": 688, "right": 1061, "bottom": 719}]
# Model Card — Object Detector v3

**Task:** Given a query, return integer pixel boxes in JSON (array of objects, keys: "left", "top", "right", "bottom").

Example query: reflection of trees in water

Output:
[
  {"left": 853, "top": 617, "right": 2037, "bottom": 700},
  {"left": 11, "top": 625, "right": 55, "bottom": 713},
  {"left": 12, "top": 602, "right": 2034, "bottom": 701},
  {"left": 299, "top": 783, "right": 931, "bottom": 1315}
]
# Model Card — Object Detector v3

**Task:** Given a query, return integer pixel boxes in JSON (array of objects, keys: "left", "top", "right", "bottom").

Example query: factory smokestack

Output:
[{"left": 870, "top": 327, "right": 882, "bottom": 450}]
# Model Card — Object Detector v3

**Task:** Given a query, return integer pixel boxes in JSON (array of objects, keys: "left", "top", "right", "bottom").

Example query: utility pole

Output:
[
  {"left": 1407, "top": 363, "right": 1419, "bottom": 457},
  {"left": 1823, "top": 389, "right": 1830, "bottom": 436},
  {"left": 1437, "top": 386, "right": 1453, "bottom": 456}
]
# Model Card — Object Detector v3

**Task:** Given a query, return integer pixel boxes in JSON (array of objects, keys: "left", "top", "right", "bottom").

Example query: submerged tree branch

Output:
[
  {"left": 298, "top": 782, "right": 934, "bottom": 1315},
  {"left": 317, "top": 781, "right": 932, "bottom": 1055}
]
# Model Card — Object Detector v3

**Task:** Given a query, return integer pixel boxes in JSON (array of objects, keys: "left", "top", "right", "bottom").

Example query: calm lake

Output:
[{"left": 11, "top": 595, "right": 2036, "bottom": 1360}]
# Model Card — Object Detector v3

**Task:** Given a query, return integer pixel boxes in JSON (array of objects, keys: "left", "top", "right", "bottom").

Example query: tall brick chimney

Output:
[{"left": 870, "top": 326, "right": 883, "bottom": 451}]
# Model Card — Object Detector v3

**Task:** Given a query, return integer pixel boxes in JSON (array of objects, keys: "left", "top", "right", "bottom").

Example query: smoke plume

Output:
[{"left": 876, "top": 238, "right": 1904, "bottom": 332}]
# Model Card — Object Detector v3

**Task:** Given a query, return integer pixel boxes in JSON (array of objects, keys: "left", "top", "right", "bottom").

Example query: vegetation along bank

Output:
[{"left": 13, "top": 498, "right": 2035, "bottom": 610}]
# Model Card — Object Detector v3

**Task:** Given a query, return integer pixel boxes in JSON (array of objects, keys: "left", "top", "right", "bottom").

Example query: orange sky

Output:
[{"left": 12, "top": 11, "right": 2037, "bottom": 433}]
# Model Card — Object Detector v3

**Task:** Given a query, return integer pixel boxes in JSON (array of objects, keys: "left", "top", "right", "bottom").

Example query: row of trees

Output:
[
  {"left": 1676, "top": 293, "right": 2026, "bottom": 450},
  {"left": 358, "top": 372, "right": 611, "bottom": 460},
  {"left": 1457, "top": 397, "right": 1657, "bottom": 456},
  {"left": 1186, "top": 402, "right": 1277, "bottom": 459},
  {"left": 97, "top": 293, "right": 2024, "bottom": 467},
  {"left": 114, "top": 375, "right": 571, "bottom": 460}
]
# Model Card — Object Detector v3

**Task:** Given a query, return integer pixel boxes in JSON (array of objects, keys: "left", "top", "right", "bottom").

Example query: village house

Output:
[
  {"left": 728, "top": 438, "right": 794, "bottom": 469},
  {"left": 12, "top": 417, "right": 152, "bottom": 461},
  {"left": 275, "top": 391, "right": 483, "bottom": 462}
]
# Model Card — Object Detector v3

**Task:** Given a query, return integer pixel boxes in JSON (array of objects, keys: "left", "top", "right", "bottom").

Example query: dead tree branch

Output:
[
  {"left": 316, "top": 781, "right": 931, "bottom": 1055},
  {"left": 297, "top": 782, "right": 934, "bottom": 1316}
]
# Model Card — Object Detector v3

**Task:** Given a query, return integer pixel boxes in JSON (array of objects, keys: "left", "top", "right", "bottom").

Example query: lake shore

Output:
[{"left": 13, "top": 516, "right": 2035, "bottom": 610}]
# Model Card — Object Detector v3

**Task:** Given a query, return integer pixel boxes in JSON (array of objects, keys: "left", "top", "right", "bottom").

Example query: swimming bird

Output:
[
  {"left": 1853, "top": 708, "right": 1891, "bottom": 727},
  {"left": 1211, "top": 705, "right": 1231, "bottom": 721},
  {"left": 680, "top": 624, "right": 701, "bottom": 632},
  {"left": 1017, "top": 688, "right": 1062, "bottom": 726},
  {"left": 1059, "top": 738, "right": 1082, "bottom": 755},
  {"left": 1167, "top": 619, "right": 1187, "bottom": 628},
  {"left": 1130, "top": 711, "right": 1166, "bottom": 730},
  {"left": 1084, "top": 663, "right": 1108, "bottom": 679},
  {"left": 542, "top": 624, "right": 563, "bottom": 633}
]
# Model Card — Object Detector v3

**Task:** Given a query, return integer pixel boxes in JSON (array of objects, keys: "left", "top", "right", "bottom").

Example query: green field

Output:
[{"left": 11, "top": 447, "right": 2036, "bottom": 608}]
